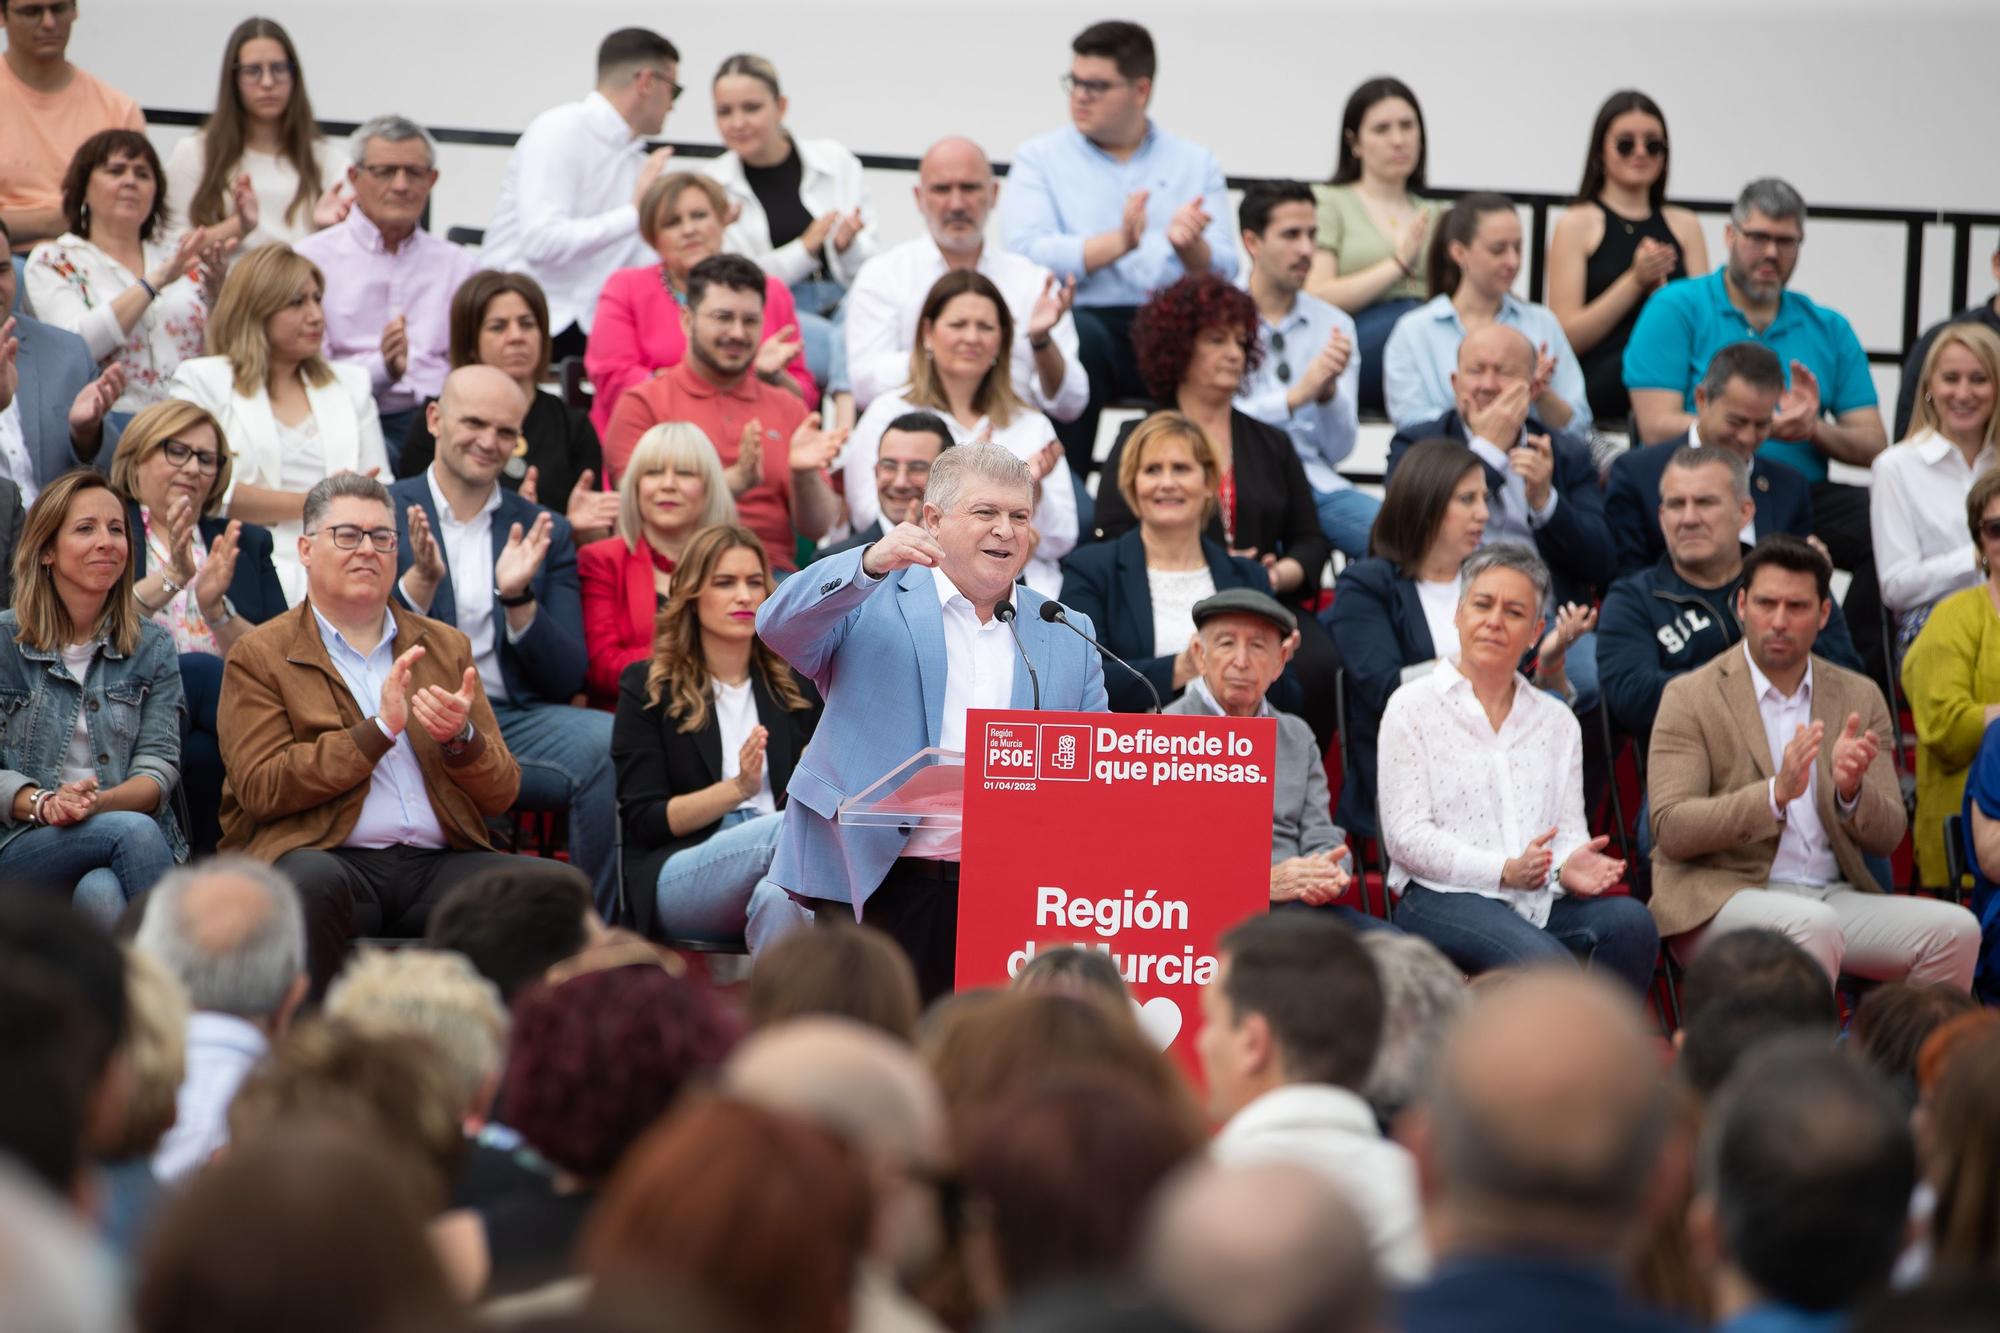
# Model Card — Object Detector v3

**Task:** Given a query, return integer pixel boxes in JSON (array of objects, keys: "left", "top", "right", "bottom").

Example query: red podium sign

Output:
[{"left": 956, "top": 709, "right": 1277, "bottom": 1071}]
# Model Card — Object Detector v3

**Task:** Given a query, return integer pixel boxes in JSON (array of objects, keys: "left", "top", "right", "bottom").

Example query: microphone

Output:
[
  {"left": 1039, "top": 600, "right": 1162, "bottom": 713},
  {"left": 994, "top": 600, "right": 1041, "bottom": 711}
]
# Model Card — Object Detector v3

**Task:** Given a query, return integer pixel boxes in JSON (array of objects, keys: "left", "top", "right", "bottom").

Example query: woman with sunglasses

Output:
[{"left": 1548, "top": 91, "right": 1708, "bottom": 431}]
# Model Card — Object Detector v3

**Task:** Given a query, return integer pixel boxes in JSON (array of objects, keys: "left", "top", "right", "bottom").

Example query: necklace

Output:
[{"left": 658, "top": 267, "right": 686, "bottom": 309}]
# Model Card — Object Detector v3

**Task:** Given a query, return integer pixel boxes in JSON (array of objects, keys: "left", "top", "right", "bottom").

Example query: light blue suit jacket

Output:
[{"left": 756, "top": 545, "right": 1109, "bottom": 909}]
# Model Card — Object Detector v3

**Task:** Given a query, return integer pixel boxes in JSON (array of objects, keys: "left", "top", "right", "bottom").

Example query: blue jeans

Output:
[
  {"left": 1354, "top": 297, "right": 1422, "bottom": 416},
  {"left": 1564, "top": 631, "right": 1601, "bottom": 716},
  {"left": 1394, "top": 881, "right": 1659, "bottom": 993},
  {"left": 791, "top": 278, "right": 850, "bottom": 395},
  {"left": 0, "top": 811, "right": 176, "bottom": 926},
  {"left": 376, "top": 407, "right": 418, "bottom": 473},
  {"left": 1314, "top": 486, "right": 1382, "bottom": 561},
  {"left": 492, "top": 701, "right": 618, "bottom": 919},
  {"left": 655, "top": 808, "right": 810, "bottom": 955}
]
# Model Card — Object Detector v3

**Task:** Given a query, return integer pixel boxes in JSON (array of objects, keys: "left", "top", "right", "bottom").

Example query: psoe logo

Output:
[
  {"left": 1038, "top": 724, "right": 1092, "bottom": 781},
  {"left": 982, "top": 721, "right": 1039, "bottom": 780}
]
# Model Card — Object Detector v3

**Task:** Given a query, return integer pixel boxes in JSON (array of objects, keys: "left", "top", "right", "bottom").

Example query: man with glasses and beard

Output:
[{"left": 819, "top": 411, "right": 953, "bottom": 558}]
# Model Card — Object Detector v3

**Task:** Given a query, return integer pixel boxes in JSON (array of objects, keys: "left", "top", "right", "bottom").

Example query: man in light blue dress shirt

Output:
[
  {"left": 1233, "top": 181, "right": 1376, "bottom": 559},
  {"left": 999, "top": 21, "right": 1237, "bottom": 476}
]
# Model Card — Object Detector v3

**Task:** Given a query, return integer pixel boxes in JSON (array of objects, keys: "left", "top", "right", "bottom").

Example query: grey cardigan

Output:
[{"left": 1164, "top": 685, "right": 1346, "bottom": 862}]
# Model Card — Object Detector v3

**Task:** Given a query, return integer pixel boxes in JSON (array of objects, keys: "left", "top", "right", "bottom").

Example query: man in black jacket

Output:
[{"left": 817, "top": 412, "right": 953, "bottom": 559}]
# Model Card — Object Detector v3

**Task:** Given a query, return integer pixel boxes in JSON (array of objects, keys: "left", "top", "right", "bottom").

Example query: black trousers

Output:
[
  {"left": 1811, "top": 480, "right": 1889, "bottom": 696},
  {"left": 815, "top": 858, "right": 961, "bottom": 1005},
  {"left": 550, "top": 323, "right": 588, "bottom": 364},
  {"left": 1054, "top": 305, "right": 1145, "bottom": 477},
  {"left": 278, "top": 845, "right": 567, "bottom": 998}
]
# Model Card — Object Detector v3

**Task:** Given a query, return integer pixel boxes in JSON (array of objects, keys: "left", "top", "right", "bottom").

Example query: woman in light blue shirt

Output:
[{"left": 1382, "top": 193, "right": 1591, "bottom": 435}]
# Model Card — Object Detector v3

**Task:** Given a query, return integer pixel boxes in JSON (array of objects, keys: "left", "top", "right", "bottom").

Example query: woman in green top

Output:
[{"left": 1307, "top": 77, "right": 1442, "bottom": 415}]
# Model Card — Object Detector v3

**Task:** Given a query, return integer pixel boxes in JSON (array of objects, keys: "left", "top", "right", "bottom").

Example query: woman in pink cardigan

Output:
[{"left": 586, "top": 171, "right": 817, "bottom": 436}]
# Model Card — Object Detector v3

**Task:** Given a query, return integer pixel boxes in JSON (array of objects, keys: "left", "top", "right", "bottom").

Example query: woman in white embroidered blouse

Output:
[
  {"left": 1869, "top": 322, "right": 2000, "bottom": 656},
  {"left": 1378, "top": 543, "right": 1659, "bottom": 992},
  {"left": 25, "top": 130, "right": 229, "bottom": 416}
]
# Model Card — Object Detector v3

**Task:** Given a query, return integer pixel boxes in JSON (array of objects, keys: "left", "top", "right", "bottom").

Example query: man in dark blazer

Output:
[
  {"left": 390, "top": 366, "right": 618, "bottom": 918},
  {"left": 818, "top": 410, "right": 953, "bottom": 560},
  {"left": 0, "top": 223, "right": 124, "bottom": 486},
  {"left": 1604, "top": 340, "right": 1812, "bottom": 579}
]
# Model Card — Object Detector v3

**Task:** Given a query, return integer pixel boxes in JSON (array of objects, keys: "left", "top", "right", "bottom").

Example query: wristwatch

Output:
[
  {"left": 440, "top": 721, "right": 475, "bottom": 757},
  {"left": 494, "top": 585, "right": 536, "bottom": 609},
  {"left": 207, "top": 597, "right": 236, "bottom": 628}
]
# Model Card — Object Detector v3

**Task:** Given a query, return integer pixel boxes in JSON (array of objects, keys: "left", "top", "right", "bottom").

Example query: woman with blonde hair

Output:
[
  {"left": 579, "top": 422, "right": 736, "bottom": 707},
  {"left": 0, "top": 471, "right": 183, "bottom": 920},
  {"left": 610, "top": 523, "right": 819, "bottom": 949},
  {"left": 169, "top": 242, "right": 386, "bottom": 602}
]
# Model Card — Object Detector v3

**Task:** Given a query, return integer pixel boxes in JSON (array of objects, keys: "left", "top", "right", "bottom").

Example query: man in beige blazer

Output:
[{"left": 1648, "top": 535, "right": 1978, "bottom": 988}]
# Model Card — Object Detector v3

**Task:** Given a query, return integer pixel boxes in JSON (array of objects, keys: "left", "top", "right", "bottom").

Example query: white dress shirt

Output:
[
  {"left": 904, "top": 568, "right": 1015, "bottom": 860},
  {"left": 311, "top": 604, "right": 450, "bottom": 850},
  {"left": 1377, "top": 658, "right": 1589, "bottom": 926},
  {"left": 844, "top": 391, "right": 1078, "bottom": 599},
  {"left": 843, "top": 236, "right": 1089, "bottom": 421},
  {"left": 1745, "top": 644, "right": 1848, "bottom": 887},
  {"left": 715, "top": 676, "right": 777, "bottom": 816},
  {"left": 477, "top": 92, "right": 654, "bottom": 334},
  {"left": 1234, "top": 286, "right": 1361, "bottom": 494},
  {"left": 1686, "top": 422, "right": 1756, "bottom": 546},
  {"left": 152, "top": 1011, "right": 268, "bottom": 1182},
  {"left": 1869, "top": 427, "right": 1994, "bottom": 615},
  {"left": 0, "top": 400, "right": 36, "bottom": 506},
  {"left": 424, "top": 468, "right": 508, "bottom": 702}
]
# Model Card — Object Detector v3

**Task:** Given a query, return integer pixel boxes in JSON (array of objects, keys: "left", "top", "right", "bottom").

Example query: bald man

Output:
[
  {"left": 1141, "top": 1161, "right": 1380, "bottom": 1333},
  {"left": 387, "top": 365, "right": 618, "bottom": 916},
  {"left": 844, "top": 136, "right": 1088, "bottom": 420},
  {"left": 724, "top": 1018, "right": 953, "bottom": 1331},
  {"left": 1399, "top": 972, "right": 1690, "bottom": 1333}
]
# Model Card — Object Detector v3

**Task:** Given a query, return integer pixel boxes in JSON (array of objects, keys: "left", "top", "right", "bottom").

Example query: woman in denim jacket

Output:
[{"left": 0, "top": 471, "right": 184, "bottom": 921}]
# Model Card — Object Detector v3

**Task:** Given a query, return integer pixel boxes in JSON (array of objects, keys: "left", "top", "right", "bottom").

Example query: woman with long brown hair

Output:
[
  {"left": 163, "top": 17, "right": 342, "bottom": 247},
  {"left": 610, "top": 523, "right": 819, "bottom": 948},
  {"left": 0, "top": 470, "right": 182, "bottom": 922}
]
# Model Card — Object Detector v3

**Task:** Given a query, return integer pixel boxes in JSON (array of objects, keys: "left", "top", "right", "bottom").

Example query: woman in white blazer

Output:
[
  {"left": 702, "top": 54, "right": 878, "bottom": 415},
  {"left": 170, "top": 243, "right": 385, "bottom": 603}
]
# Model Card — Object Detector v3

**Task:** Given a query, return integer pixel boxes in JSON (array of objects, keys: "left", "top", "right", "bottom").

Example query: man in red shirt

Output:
[{"left": 604, "top": 253, "right": 844, "bottom": 571}]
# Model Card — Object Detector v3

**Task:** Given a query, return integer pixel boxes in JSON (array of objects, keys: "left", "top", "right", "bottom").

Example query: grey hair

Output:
[
  {"left": 1458, "top": 543, "right": 1551, "bottom": 610},
  {"left": 922, "top": 441, "right": 1032, "bottom": 517},
  {"left": 349, "top": 114, "right": 438, "bottom": 168},
  {"left": 1664, "top": 443, "right": 1750, "bottom": 505},
  {"left": 302, "top": 472, "right": 392, "bottom": 532},
  {"left": 135, "top": 856, "right": 305, "bottom": 1018},
  {"left": 1358, "top": 932, "right": 1468, "bottom": 1123},
  {"left": 1731, "top": 177, "right": 1806, "bottom": 228}
]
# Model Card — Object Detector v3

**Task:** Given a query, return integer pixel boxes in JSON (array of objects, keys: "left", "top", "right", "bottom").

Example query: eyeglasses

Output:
[
  {"left": 356, "top": 163, "right": 433, "bottom": 183},
  {"left": 1980, "top": 519, "right": 2000, "bottom": 543},
  {"left": 10, "top": 1, "right": 76, "bottom": 22},
  {"left": 875, "top": 459, "right": 934, "bottom": 482},
  {"left": 1613, "top": 135, "right": 1666, "bottom": 159},
  {"left": 312, "top": 524, "right": 397, "bottom": 552},
  {"left": 233, "top": 59, "right": 295, "bottom": 85},
  {"left": 1270, "top": 330, "right": 1292, "bottom": 385},
  {"left": 1060, "top": 73, "right": 1132, "bottom": 101},
  {"left": 160, "top": 439, "right": 221, "bottom": 474},
  {"left": 1736, "top": 228, "right": 1803, "bottom": 254},
  {"left": 647, "top": 68, "right": 686, "bottom": 103}
]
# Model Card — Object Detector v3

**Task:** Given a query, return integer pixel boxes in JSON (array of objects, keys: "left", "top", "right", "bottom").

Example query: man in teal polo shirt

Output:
[{"left": 1623, "top": 177, "right": 1889, "bottom": 687}]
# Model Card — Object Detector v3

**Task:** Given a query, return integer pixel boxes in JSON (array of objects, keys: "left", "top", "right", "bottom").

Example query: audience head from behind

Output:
[
  {"left": 1133, "top": 271, "right": 1261, "bottom": 403},
  {"left": 1676, "top": 927, "right": 1836, "bottom": 1098},
  {"left": 502, "top": 961, "right": 739, "bottom": 1184},
  {"left": 1331, "top": 77, "right": 1429, "bottom": 189},
  {"left": 60, "top": 129, "right": 167, "bottom": 244},
  {"left": 207, "top": 241, "right": 333, "bottom": 395},
  {"left": 0, "top": 956, "right": 100, "bottom": 1201},
  {"left": 1357, "top": 930, "right": 1467, "bottom": 1128},
  {"left": 1736, "top": 534, "right": 1833, "bottom": 685},
  {"left": 1725, "top": 178, "right": 1808, "bottom": 305},
  {"left": 0, "top": 896, "right": 128, "bottom": 1146},
  {"left": 297, "top": 470, "right": 397, "bottom": 621},
  {"left": 1428, "top": 193, "right": 1519, "bottom": 303},
  {"left": 134, "top": 854, "right": 307, "bottom": 1029},
  {"left": 918, "top": 441, "right": 1036, "bottom": 609},
  {"left": 344, "top": 115, "right": 438, "bottom": 245},
  {"left": 451, "top": 268, "right": 556, "bottom": 395},
  {"left": 917, "top": 136, "right": 999, "bottom": 260},
  {"left": 582, "top": 1098, "right": 869, "bottom": 1333},
  {"left": 1852, "top": 1278, "right": 2000, "bottom": 1333},
  {"left": 1658, "top": 444, "right": 1752, "bottom": 586},
  {"left": 428, "top": 362, "right": 532, "bottom": 496},
  {"left": 1013, "top": 942, "right": 1133, "bottom": 1015},
  {"left": 746, "top": 922, "right": 921, "bottom": 1043},
  {"left": 617, "top": 421, "right": 737, "bottom": 551},
  {"left": 1141, "top": 1160, "right": 1380, "bottom": 1333},
  {"left": 324, "top": 946, "right": 508, "bottom": 1121},
  {"left": 109, "top": 398, "right": 236, "bottom": 524},
  {"left": 594, "top": 27, "right": 681, "bottom": 138},
  {"left": 1186, "top": 589, "right": 1298, "bottom": 718},
  {"left": 1692, "top": 341, "right": 1785, "bottom": 460},
  {"left": 133, "top": 1122, "right": 455, "bottom": 1333},
  {"left": 1405, "top": 971, "right": 1672, "bottom": 1257},
  {"left": 1369, "top": 436, "right": 1486, "bottom": 578},
  {"left": 1694, "top": 1039, "right": 1915, "bottom": 1320},
  {"left": 103, "top": 945, "right": 190, "bottom": 1169},
  {"left": 1239, "top": 180, "right": 1320, "bottom": 301},
  {"left": 1065, "top": 20, "right": 1155, "bottom": 150},
  {"left": 187, "top": 18, "right": 323, "bottom": 233},
  {"left": 0, "top": 1162, "right": 130, "bottom": 1333},
  {"left": 1923, "top": 1025, "right": 2000, "bottom": 1277},
  {"left": 1850, "top": 981, "right": 1977, "bottom": 1113},
  {"left": 1450, "top": 322, "right": 1541, "bottom": 444},
  {"left": 1911, "top": 320, "right": 2000, "bottom": 449},
  {"left": 1117, "top": 410, "right": 1221, "bottom": 539},
  {"left": 871, "top": 411, "right": 954, "bottom": 529},
  {"left": 683, "top": 253, "right": 771, "bottom": 387},
  {"left": 424, "top": 859, "right": 599, "bottom": 1003},
  {"left": 723, "top": 1017, "right": 954, "bottom": 1285}
]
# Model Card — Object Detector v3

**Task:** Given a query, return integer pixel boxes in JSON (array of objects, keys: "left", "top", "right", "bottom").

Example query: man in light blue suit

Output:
[
  {"left": 758, "top": 442, "right": 1109, "bottom": 999},
  {"left": 0, "top": 219, "right": 124, "bottom": 494}
]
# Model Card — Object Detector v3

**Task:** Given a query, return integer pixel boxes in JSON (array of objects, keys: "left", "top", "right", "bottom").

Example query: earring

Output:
[
  {"left": 78, "top": 201, "right": 89, "bottom": 233},
  {"left": 923, "top": 347, "right": 933, "bottom": 360},
  {"left": 1925, "top": 393, "right": 1935, "bottom": 404}
]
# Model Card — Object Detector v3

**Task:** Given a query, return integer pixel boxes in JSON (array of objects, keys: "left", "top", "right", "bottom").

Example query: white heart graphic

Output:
[{"left": 1135, "top": 995, "right": 1183, "bottom": 1050}]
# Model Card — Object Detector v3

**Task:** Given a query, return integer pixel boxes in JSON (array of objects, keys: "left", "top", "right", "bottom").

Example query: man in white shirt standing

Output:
[
  {"left": 479, "top": 29, "right": 680, "bottom": 359},
  {"left": 1648, "top": 535, "right": 1979, "bottom": 987},
  {"left": 844, "top": 137, "right": 1086, "bottom": 423},
  {"left": 1197, "top": 910, "right": 1430, "bottom": 1283}
]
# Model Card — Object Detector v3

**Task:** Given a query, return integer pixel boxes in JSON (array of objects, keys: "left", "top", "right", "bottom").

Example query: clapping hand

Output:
[
  {"left": 163, "top": 492, "right": 201, "bottom": 587},
  {"left": 631, "top": 146, "right": 675, "bottom": 208},
  {"left": 1560, "top": 835, "right": 1626, "bottom": 896},
  {"left": 1508, "top": 431, "right": 1556, "bottom": 510},
  {"left": 1631, "top": 237, "right": 1677, "bottom": 290},
  {"left": 1536, "top": 601, "right": 1597, "bottom": 679},
  {"left": 1270, "top": 849, "right": 1352, "bottom": 906},
  {"left": 1119, "top": 189, "right": 1149, "bottom": 255},
  {"left": 1771, "top": 362, "right": 1822, "bottom": 442},
  {"left": 0, "top": 319, "right": 16, "bottom": 410},
  {"left": 830, "top": 209, "right": 865, "bottom": 254},
  {"left": 862, "top": 521, "right": 946, "bottom": 579},
  {"left": 403, "top": 503, "right": 446, "bottom": 606},
  {"left": 313, "top": 180, "right": 353, "bottom": 228},
  {"left": 1829, "top": 712, "right": 1881, "bottom": 802},
  {"left": 378, "top": 645, "right": 426, "bottom": 736},
  {"left": 495, "top": 513, "right": 554, "bottom": 600},
  {"left": 194, "top": 520, "right": 241, "bottom": 623},
  {"left": 1166, "top": 196, "right": 1211, "bottom": 257},
  {"left": 231, "top": 171, "right": 261, "bottom": 234},
  {"left": 1027, "top": 273, "right": 1075, "bottom": 343},
  {"left": 1530, "top": 342, "right": 1558, "bottom": 404},
  {"left": 733, "top": 726, "right": 769, "bottom": 800},
  {"left": 1396, "top": 209, "right": 1432, "bottom": 273},
  {"left": 66, "top": 364, "right": 124, "bottom": 441},
  {"left": 725, "top": 421, "right": 764, "bottom": 497},
  {"left": 1502, "top": 827, "right": 1558, "bottom": 890},
  {"left": 787, "top": 413, "right": 846, "bottom": 473},
  {"left": 1027, "top": 439, "right": 1064, "bottom": 481},
  {"left": 564, "top": 468, "right": 621, "bottom": 533},
  {"left": 1775, "top": 719, "right": 1825, "bottom": 807},
  {"left": 381, "top": 314, "right": 409, "bottom": 381},
  {"left": 755, "top": 323, "right": 804, "bottom": 380},
  {"left": 410, "top": 666, "right": 480, "bottom": 745}
]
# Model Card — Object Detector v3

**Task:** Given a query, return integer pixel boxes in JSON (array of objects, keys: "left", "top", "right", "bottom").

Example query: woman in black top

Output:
[
  {"left": 1547, "top": 91, "right": 1709, "bottom": 430},
  {"left": 1092, "top": 273, "right": 1340, "bottom": 746},
  {"left": 396, "top": 270, "right": 616, "bottom": 540}
]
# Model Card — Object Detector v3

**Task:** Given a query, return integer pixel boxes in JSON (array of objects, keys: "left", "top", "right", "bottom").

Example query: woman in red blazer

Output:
[{"left": 579, "top": 422, "right": 739, "bottom": 707}]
